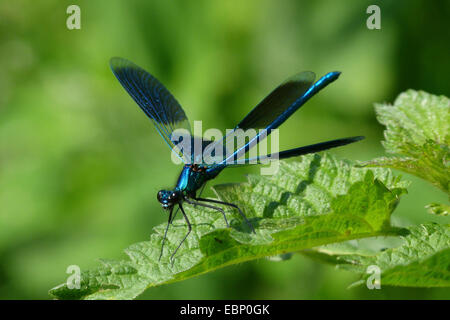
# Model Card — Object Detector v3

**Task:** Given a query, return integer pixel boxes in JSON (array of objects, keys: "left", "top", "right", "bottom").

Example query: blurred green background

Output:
[{"left": 0, "top": 0, "right": 449, "bottom": 299}]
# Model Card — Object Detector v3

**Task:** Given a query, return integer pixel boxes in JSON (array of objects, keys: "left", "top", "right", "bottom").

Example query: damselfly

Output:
[{"left": 110, "top": 57, "right": 363, "bottom": 262}]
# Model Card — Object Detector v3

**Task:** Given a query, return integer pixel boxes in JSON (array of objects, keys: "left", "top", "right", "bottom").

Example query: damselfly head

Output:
[{"left": 157, "top": 189, "right": 181, "bottom": 210}]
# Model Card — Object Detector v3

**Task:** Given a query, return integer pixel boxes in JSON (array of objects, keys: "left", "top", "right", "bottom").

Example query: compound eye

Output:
[{"left": 157, "top": 191, "right": 163, "bottom": 202}]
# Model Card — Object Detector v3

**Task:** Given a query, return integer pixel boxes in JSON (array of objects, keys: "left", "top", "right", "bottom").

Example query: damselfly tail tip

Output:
[
  {"left": 330, "top": 71, "right": 341, "bottom": 78},
  {"left": 322, "top": 71, "right": 341, "bottom": 83}
]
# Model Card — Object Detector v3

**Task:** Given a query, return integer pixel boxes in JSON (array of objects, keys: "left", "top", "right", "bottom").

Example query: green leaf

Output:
[
  {"left": 426, "top": 203, "right": 450, "bottom": 216},
  {"left": 365, "top": 90, "right": 450, "bottom": 194},
  {"left": 49, "top": 154, "right": 406, "bottom": 300},
  {"left": 305, "top": 223, "right": 450, "bottom": 288}
]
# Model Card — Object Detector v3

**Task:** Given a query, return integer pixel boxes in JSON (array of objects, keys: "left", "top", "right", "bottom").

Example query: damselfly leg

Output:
[{"left": 194, "top": 197, "right": 255, "bottom": 233}]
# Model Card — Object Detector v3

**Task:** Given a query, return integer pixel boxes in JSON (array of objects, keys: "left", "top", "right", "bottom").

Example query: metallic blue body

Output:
[
  {"left": 109, "top": 57, "right": 362, "bottom": 209},
  {"left": 220, "top": 71, "right": 341, "bottom": 163},
  {"left": 175, "top": 164, "right": 225, "bottom": 197},
  {"left": 109, "top": 57, "right": 363, "bottom": 261}
]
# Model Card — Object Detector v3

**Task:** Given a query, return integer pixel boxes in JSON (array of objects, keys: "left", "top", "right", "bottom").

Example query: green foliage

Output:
[
  {"left": 304, "top": 223, "right": 450, "bottom": 288},
  {"left": 1, "top": 0, "right": 448, "bottom": 301},
  {"left": 49, "top": 154, "right": 406, "bottom": 299},
  {"left": 48, "top": 85, "right": 450, "bottom": 299},
  {"left": 365, "top": 90, "right": 450, "bottom": 195},
  {"left": 328, "top": 89, "right": 450, "bottom": 288},
  {"left": 426, "top": 203, "right": 449, "bottom": 216}
]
